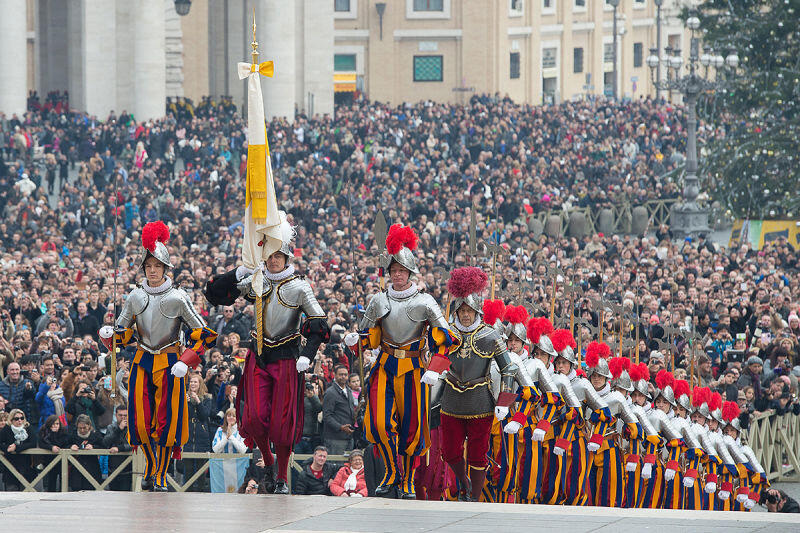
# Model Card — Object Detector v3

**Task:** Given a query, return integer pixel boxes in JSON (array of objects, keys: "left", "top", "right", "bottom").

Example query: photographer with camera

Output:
[
  {"left": 296, "top": 375, "right": 323, "bottom": 455},
  {"left": 760, "top": 488, "right": 800, "bottom": 513},
  {"left": 35, "top": 368, "right": 65, "bottom": 429},
  {"left": 66, "top": 381, "right": 105, "bottom": 428}
]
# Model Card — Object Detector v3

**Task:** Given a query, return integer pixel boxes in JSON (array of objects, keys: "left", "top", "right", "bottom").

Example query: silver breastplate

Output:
[
  {"left": 120, "top": 286, "right": 201, "bottom": 353},
  {"left": 570, "top": 376, "right": 608, "bottom": 411},
  {"left": 522, "top": 356, "right": 558, "bottom": 394},
  {"left": 709, "top": 430, "right": 735, "bottom": 465},
  {"left": 256, "top": 276, "right": 324, "bottom": 342},
  {"left": 633, "top": 404, "right": 659, "bottom": 436},
  {"left": 381, "top": 292, "right": 436, "bottom": 346},
  {"left": 552, "top": 372, "right": 581, "bottom": 408}
]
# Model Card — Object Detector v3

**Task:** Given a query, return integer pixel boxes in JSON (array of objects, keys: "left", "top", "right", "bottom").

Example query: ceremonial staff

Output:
[
  {"left": 110, "top": 170, "right": 119, "bottom": 397},
  {"left": 346, "top": 185, "right": 366, "bottom": 389}
]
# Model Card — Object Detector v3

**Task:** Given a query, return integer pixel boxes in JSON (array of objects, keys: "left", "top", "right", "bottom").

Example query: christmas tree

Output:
[{"left": 696, "top": 0, "right": 799, "bottom": 219}]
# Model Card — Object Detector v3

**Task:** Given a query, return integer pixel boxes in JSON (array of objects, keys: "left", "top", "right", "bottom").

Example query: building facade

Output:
[
  {"left": 0, "top": 0, "right": 691, "bottom": 121},
  {"left": 333, "top": 0, "right": 690, "bottom": 106}
]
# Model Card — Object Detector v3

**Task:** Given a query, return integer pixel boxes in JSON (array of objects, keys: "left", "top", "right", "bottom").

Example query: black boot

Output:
[
  {"left": 261, "top": 465, "right": 276, "bottom": 493},
  {"left": 141, "top": 477, "right": 154, "bottom": 492},
  {"left": 274, "top": 479, "right": 289, "bottom": 494},
  {"left": 151, "top": 484, "right": 168, "bottom": 493}
]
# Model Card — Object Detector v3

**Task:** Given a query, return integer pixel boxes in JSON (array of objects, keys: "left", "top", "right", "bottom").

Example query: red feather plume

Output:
[
  {"left": 142, "top": 221, "right": 170, "bottom": 252},
  {"left": 550, "top": 329, "right": 575, "bottom": 353},
  {"left": 608, "top": 357, "right": 627, "bottom": 379},
  {"left": 504, "top": 305, "right": 529, "bottom": 325},
  {"left": 692, "top": 386, "right": 711, "bottom": 408},
  {"left": 722, "top": 401, "right": 741, "bottom": 423},
  {"left": 584, "top": 340, "right": 609, "bottom": 368},
  {"left": 482, "top": 299, "right": 506, "bottom": 326},
  {"left": 655, "top": 369, "right": 674, "bottom": 391},
  {"left": 575, "top": 368, "right": 587, "bottom": 378},
  {"left": 629, "top": 362, "right": 649, "bottom": 382},
  {"left": 526, "top": 317, "right": 554, "bottom": 345},
  {"left": 385, "top": 224, "right": 418, "bottom": 255},
  {"left": 447, "top": 267, "right": 488, "bottom": 298},
  {"left": 673, "top": 379, "right": 691, "bottom": 400},
  {"left": 708, "top": 392, "right": 723, "bottom": 412}
]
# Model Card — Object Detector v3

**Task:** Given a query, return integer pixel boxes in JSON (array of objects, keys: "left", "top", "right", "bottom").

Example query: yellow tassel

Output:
[{"left": 256, "top": 294, "right": 263, "bottom": 356}]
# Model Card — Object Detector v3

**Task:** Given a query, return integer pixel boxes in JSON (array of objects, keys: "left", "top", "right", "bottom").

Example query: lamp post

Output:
[
  {"left": 654, "top": 0, "right": 663, "bottom": 100},
  {"left": 174, "top": 0, "right": 191, "bottom": 16},
  {"left": 608, "top": 0, "right": 620, "bottom": 100},
  {"left": 646, "top": 13, "right": 739, "bottom": 239}
]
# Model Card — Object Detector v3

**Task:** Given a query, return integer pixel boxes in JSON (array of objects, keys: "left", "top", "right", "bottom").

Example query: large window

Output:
[
  {"left": 334, "top": 54, "right": 357, "bottom": 72},
  {"left": 414, "top": 56, "right": 443, "bottom": 82},
  {"left": 542, "top": 47, "right": 557, "bottom": 69},
  {"left": 573, "top": 47, "right": 584, "bottom": 73},
  {"left": 510, "top": 52, "right": 521, "bottom": 79},
  {"left": 414, "top": 0, "right": 443, "bottom": 10},
  {"left": 543, "top": 0, "right": 554, "bottom": 10},
  {"left": 574, "top": 0, "right": 586, "bottom": 7},
  {"left": 633, "top": 43, "right": 643, "bottom": 68},
  {"left": 510, "top": 0, "right": 524, "bottom": 13},
  {"left": 334, "top": 0, "right": 350, "bottom": 11}
]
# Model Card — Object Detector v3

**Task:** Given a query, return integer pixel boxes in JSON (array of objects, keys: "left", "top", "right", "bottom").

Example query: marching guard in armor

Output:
[
  {"left": 438, "top": 267, "right": 520, "bottom": 502},
  {"left": 688, "top": 387, "right": 722, "bottom": 511},
  {"left": 666, "top": 380, "right": 705, "bottom": 509},
  {"left": 627, "top": 362, "right": 662, "bottom": 508},
  {"left": 359, "top": 225, "right": 458, "bottom": 499},
  {"left": 204, "top": 212, "right": 330, "bottom": 494},
  {"left": 104, "top": 221, "right": 217, "bottom": 491},
  {"left": 645, "top": 371, "right": 685, "bottom": 509}
]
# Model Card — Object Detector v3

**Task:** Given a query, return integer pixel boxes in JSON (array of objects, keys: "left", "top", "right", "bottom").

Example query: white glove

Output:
[
  {"left": 532, "top": 428, "right": 546, "bottom": 442},
  {"left": 718, "top": 490, "right": 730, "bottom": 501},
  {"left": 503, "top": 421, "right": 522, "bottom": 434},
  {"left": 736, "top": 492, "right": 749, "bottom": 504},
  {"left": 351, "top": 493, "right": 363, "bottom": 498},
  {"left": 296, "top": 356, "right": 311, "bottom": 372},
  {"left": 626, "top": 461, "right": 638, "bottom": 472},
  {"left": 421, "top": 370, "right": 440, "bottom": 386},
  {"left": 236, "top": 265, "right": 255, "bottom": 280},
  {"left": 664, "top": 468, "right": 676, "bottom": 481},
  {"left": 704, "top": 482, "right": 716, "bottom": 494},
  {"left": 553, "top": 446, "right": 565, "bottom": 457},
  {"left": 99, "top": 325, "right": 114, "bottom": 339},
  {"left": 494, "top": 406, "right": 509, "bottom": 421},
  {"left": 170, "top": 361, "right": 188, "bottom": 378},
  {"left": 745, "top": 498, "right": 755, "bottom": 510},
  {"left": 683, "top": 476, "right": 695, "bottom": 488},
  {"left": 587, "top": 442, "right": 600, "bottom": 453},
  {"left": 343, "top": 332, "right": 360, "bottom": 347},
  {"left": 641, "top": 463, "right": 653, "bottom": 479}
]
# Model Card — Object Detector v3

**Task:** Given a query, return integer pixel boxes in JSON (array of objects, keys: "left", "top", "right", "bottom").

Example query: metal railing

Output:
[
  {"left": 0, "top": 449, "right": 348, "bottom": 493},
  {"left": 526, "top": 198, "right": 679, "bottom": 236},
  {"left": 746, "top": 410, "right": 800, "bottom": 482}
]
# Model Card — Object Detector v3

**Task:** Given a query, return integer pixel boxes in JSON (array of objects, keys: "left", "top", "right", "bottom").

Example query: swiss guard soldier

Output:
[
  {"left": 102, "top": 221, "right": 217, "bottom": 492},
  {"left": 439, "top": 267, "right": 519, "bottom": 502},
  {"left": 359, "top": 224, "right": 458, "bottom": 499},
  {"left": 204, "top": 212, "right": 330, "bottom": 494}
]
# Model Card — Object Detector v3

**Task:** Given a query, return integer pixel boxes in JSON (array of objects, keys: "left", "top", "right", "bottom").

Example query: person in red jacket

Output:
[{"left": 330, "top": 449, "right": 368, "bottom": 497}]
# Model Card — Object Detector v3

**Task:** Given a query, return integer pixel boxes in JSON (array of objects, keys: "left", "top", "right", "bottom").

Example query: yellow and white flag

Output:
[{"left": 237, "top": 60, "right": 280, "bottom": 293}]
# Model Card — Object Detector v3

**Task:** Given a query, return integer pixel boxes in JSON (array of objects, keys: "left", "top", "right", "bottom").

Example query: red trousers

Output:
[{"left": 440, "top": 413, "right": 493, "bottom": 468}]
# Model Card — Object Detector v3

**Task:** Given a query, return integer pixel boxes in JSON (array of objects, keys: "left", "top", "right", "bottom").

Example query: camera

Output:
[{"left": 305, "top": 382, "right": 314, "bottom": 391}]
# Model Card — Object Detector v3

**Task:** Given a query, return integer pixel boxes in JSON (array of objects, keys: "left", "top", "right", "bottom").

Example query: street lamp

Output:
[
  {"left": 608, "top": 0, "right": 620, "bottom": 100},
  {"left": 654, "top": 0, "right": 663, "bottom": 100},
  {"left": 646, "top": 12, "right": 738, "bottom": 239},
  {"left": 174, "top": 0, "right": 191, "bottom": 16}
]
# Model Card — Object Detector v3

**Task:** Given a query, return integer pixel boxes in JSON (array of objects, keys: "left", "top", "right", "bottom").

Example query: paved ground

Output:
[{"left": 0, "top": 491, "right": 798, "bottom": 533}]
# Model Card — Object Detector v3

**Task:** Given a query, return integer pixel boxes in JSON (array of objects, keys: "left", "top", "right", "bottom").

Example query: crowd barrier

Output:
[{"left": 1, "top": 411, "right": 796, "bottom": 492}]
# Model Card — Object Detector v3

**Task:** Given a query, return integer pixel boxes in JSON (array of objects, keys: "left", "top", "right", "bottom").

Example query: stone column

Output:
[
  {"left": 0, "top": 0, "right": 27, "bottom": 116},
  {"left": 260, "top": 0, "right": 296, "bottom": 120},
  {"left": 83, "top": 0, "right": 118, "bottom": 119},
  {"left": 134, "top": 0, "right": 166, "bottom": 121},
  {"left": 302, "top": 0, "right": 333, "bottom": 116}
]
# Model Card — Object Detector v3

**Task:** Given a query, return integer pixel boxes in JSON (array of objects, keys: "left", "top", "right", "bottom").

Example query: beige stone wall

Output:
[{"left": 181, "top": 0, "right": 210, "bottom": 103}]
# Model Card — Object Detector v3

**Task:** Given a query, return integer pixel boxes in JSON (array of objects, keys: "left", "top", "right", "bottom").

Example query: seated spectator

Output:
[
  {"left": 329, "top": 449, "right": 367, "bottom": 498},
  {"left": 38, "top": 414, "right": 69, "bottom": 491},
  {"left": 67, "top": 414, "right": 102, "bottom": 491},
  {"left": 0, "top": 408, "right": 36, "bottom": 490},
  {"left": 293, "top": 445, "right": 335, "bottom": 496}
]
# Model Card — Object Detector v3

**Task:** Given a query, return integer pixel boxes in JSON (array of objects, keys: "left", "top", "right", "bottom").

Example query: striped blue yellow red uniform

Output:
[
  {"left": 563, "top": 406, "right": 610, "bottom": 506},
  {"left": 495, "top": 386, "right": 538, "bottom": 503},
  {"left": 517, "top": 390, "right": 561, "bottom": 504},
  {"left": 622, "top": 424, "right": 646, "bottom": 508},
  {"left": 733, "top": 463, "right": 751, "bottom": 511},
  {"left": 661, "top": 438, "right": 685, "bottom": 509},
  {"left": 590, "top": 421, "right": 638, "bottom": 507},
  {"left": 636, "top": 435, "right": 660, "bottom": 508},
  {"left": 361, "top": 325, "right": 456, "bottom": 494},
  {"left": 713, "top": 464, "right": 737, "bottom": 511},
  {"left": 543, "top": 406, "right": 581, "bottom": 504},
  {"left": 682, "top": 446, "right": 705, "bottom": 510},
  {"left": 118, "top": 326, "right": 216, "bottom": 488}
]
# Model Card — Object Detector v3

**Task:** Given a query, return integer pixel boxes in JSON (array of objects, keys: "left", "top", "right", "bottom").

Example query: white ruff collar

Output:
[
  {"left": 455, "top": 316, "right": 481, "bottom": 333},
  {"left": 566, "top": 369, "right": 577, "bottom": 381},
  {"left": 518, "top": 347, "right": 529, "bottom": 360},
  {"left": 596, "top": 382, "right": 611, "bottom": 397},
  {"left": 265, "top": 264, "right": 295, "bottom": 282},
  {"left": 388, "top": 283, "right": 418, "bottom": 299},
  {"left": 642, "top": 402, "right": 652, "bottom": 413},
  {"left": 142, "top": 277, "right": 172, "bottom": 295}
]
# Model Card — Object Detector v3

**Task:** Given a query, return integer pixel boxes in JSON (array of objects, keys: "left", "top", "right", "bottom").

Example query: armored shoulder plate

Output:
[
  {"left": 361, "top": 292, "right": 390, "bottom": 330},
  {"left": 279, "top": 277, "right": 325, "bottom": 317},
  {"left": 552, "top": 372, "right": 581, "bottom": 408},
  {"left": 572, "top": 378, "right": 610, "bottom": 411},
  {"left": 128, "top": 288, "right": 149, "bottom": 315},
  {"left": 709, "top": 431, "right": 736, "bottom": 465},
  {"left": 472, "top": 325, "right": 505, "bottom": 357},
  {"left": 524, "top": 357, "right": 558, "bottom": 394},
  {"left": 633, "top": 405, "right": 659, "bottom": 436},
  {"left": 608, "top": 390, "right": 638, "bottom": 425},
  {"left": 723, "top": 435, "right": 749, "bottom": 464},
  {"left": 648, "top": 408, "right": 682, "bottom": 441},
  {"left": 159, "top": 288, "right": 191, "bottom": 319},
  {"left": 741, "top": 444, "right": 765, "bottom": 473},
  {"left": 692, "top": 423, "right": 718, "bottom": 457},
  {"left": 406, "top": 292, "right": 447, "bottom": 330}
]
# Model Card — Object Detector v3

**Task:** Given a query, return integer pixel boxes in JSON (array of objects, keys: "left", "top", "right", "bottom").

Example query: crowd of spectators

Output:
[{"left": 0, "top": 91, "right": 797, "bottom": 501}]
